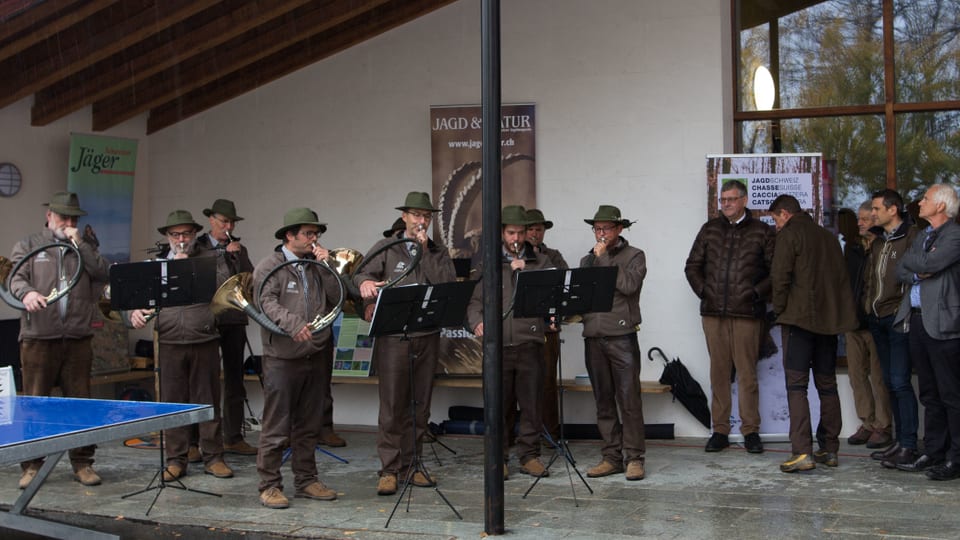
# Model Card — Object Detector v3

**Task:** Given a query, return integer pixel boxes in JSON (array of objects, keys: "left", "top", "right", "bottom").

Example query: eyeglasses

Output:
[
  {"left": 299, "top": 230, "right": 320, "bottom": 239},
  {"left": 167, "top": 231, "right": 195, "bottom": 239},
  {"left": 592, "top": 225, "right": 617, "bottom": 233},
  {"left": 405, "top": 210, "right": 432, "bottom": 220},
  {"left": 720, "top": 196, "right": 745, "bottom": 204},
  {"left": 212, "top": 215, "right": 236, "bottom": 226}
]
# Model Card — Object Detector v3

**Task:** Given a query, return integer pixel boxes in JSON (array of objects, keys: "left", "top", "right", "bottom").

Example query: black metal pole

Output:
[{"left": 481, "top": 0, "right": 504, "bottom": 535}]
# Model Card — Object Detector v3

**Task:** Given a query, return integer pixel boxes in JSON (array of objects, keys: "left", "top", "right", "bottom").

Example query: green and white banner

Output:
[{"left": 67, "top": 133, "right": 138, "bottom": 263}]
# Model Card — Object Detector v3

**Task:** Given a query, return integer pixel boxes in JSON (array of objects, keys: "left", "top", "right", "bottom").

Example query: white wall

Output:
[{"left": 0, "top": 0, "right": 864, "bottom": 437}]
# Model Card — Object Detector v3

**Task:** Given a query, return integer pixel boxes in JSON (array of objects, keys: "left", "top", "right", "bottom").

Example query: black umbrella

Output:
[{"left": 648, "top": 346, "right": 711, "bottom": 429}]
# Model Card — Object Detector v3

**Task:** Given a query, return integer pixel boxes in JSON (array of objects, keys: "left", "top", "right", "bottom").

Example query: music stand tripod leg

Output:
[{"left": 385, "top": 335, "right": 462, "bottom": 528}]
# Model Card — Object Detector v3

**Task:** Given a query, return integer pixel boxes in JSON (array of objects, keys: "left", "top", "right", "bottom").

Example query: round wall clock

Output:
[{"left": 0, "top": 163, "right": 22, "bottom": 197}]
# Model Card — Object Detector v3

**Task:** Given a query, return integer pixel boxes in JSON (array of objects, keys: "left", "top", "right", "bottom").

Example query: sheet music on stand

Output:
[
  {"left": 512, "top": 266, "right": 617, "bottom": 319},
  {"left": 369, "top": 281, "right": 476, "bottom": 337},
  {"left": 109, "top": 257, "right": 217, "bottom": 310}
]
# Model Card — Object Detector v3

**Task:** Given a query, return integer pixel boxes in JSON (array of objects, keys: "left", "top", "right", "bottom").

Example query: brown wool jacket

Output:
[
  {"left": 771, "top": 213, "right": 858, "bottom": 335},
  {"left": 579, "top": 237, "right": 646, "bottom": 338}
]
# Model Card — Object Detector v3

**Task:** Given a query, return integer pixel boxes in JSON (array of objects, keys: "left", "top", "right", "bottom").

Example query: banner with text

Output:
[
  {"left": 704, "top": 153, "right": 822, "bottom": 437},
  {"left": 430, "top": 104, "right": 537, "bottom": 375},
  {"left": 67, "top": 133, "right": 138, "bottom": 264}
]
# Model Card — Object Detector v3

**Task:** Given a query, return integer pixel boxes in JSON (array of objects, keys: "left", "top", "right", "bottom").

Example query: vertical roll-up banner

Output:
[
  {"left": 430, "top": 104, "right": 537, "bottom": 375},
  {"left": 67, "top": 133, "right": 138, "bottom": 264},
  {"left": 705, "top": 153, "right": 822, "bottom": 439}
]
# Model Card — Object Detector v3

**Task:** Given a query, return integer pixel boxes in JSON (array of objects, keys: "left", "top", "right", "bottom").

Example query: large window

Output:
[{"left": 736, "top": 0, "right": 960, "bottom": 208}]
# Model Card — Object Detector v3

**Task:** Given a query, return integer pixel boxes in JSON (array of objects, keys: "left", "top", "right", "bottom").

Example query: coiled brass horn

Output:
[{"left": 0, "top": 241, "right": 83, "bottom": 310}]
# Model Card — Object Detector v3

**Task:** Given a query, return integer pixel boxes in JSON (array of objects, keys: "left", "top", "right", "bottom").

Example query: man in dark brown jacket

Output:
[
  {"left": 353, "top": 192, "right": 456, "bottom": 496},
  {"left": 252, "top": 208, "right": 341, "bottom": 509},
  {"left": 10, "top": 192, "right": 110, "bottom": 489},
  {"left": 684, "top": 180, "right": 774, "bottom": 454},
  {"left": 468, "top": 206, "right": 550, "bottom": 479},
  {"left": 525, "top": 208, "right": 569, "bottom": 442},
  {"left": 769, "top": 195, "right": 858, "bottom": 473},
  {"left": 129, "top": 210, "right": 233, "bottom": 483},
  {"left": 580, "top": 205, "right": 647, "bottom": 482}
]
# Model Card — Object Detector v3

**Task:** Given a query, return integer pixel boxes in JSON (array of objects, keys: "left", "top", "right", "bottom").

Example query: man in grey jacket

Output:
[
  {"left": 580, "top": 205, "right": 647, "bottom": 482},
  {"left": 894, "top": 184, "right": 960, "bottom": 481},
  {"left": 10, "top": 192, "right": 110, "bottom": 489}
]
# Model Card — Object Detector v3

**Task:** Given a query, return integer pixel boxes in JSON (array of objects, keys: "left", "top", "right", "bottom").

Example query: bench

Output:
[{"left": 332, "top": 375, "right": 671, "bottom": 393}]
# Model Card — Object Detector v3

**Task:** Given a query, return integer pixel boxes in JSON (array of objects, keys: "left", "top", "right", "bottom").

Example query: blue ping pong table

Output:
[{"left": 0, "top": 395, "right": 213, "bottom": 540}]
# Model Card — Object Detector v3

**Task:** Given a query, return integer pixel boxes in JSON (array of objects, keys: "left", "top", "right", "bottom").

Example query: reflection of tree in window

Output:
[{"left": 736, "top": 0, "right": 960, "bottom": 208}]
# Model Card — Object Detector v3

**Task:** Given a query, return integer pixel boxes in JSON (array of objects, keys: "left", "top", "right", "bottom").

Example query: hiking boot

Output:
[
  {"left": 625, "top": 460, "right": 645, "bottom": 481},
  {"left": 870, "top": 442, "right": 900, "bottom": 461},
  {"left": 162, "top": 464, "right": 185, "bottom": 482},
  {"left": 187, "top": 445, "right": 202, "bottom": 463},
  {"left": 780, "top": 454, "right": 815, "bottom": 473},
  {"left": 744, "top": 432, "right": 764, "bottom": 454},
  {"left": 260, "top": 487, "right": 289, "bottom": 509},
  {"left": 846, "top": 425, "right": 872, "bottom": 445},
  {"left": 204, "top": 460, "right": 234, "bottom": 478},
  {"left": 18, "top": 464, "right": 40, "bottom": 490},
  {"left": 813, "top": 450, "right": 838, "bottom": 467},
  {"left": 224, "top": 440, "right": 258, "bottom": 455},
  {"left": 705, "top": 432, "right": 730, "bottom": 452},
  {"left": 520, "top": 458, "right": 549, "bottom": 478},
  {"left": 377, "top": 474, "right": 398, "bottom": 496},
  {"left": 296, "top": 481, "right": 337, "bottom": 501},
  {"left": 319, "top": 432, "right": 347, "bottom": 447},
  {"left": 411, "top": 471, "right": 436, "bottom": 487},
  {"left": 73, "top": 465, "right": 102, "bottom": 486},
  {"left": 866, "top": 430, "right": 894, "bottom": 449},
  {"left": 587, "top": 459, "right": 624, "bottom": 478}
]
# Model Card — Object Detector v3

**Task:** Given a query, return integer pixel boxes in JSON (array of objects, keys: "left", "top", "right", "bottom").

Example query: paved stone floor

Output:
[{"left": 1, "top": 428, "right": 959, "bottom": 539}]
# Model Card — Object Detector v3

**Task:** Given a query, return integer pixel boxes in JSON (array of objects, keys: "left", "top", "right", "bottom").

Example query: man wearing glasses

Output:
[
  {"left": 129, "top": 210, "right": 234, "bottom": 483},
  {"left": 354, "top": 192, "right": 456, "bottom": 496},
  {"left": 580, "top": 205, "right": 648, "bottom": 481},
  {"left": 195, "top": 199, "right": 258, "bottom": 458},
  {"left": 684, "top": 180, "right": 775, "bottom": 454}
]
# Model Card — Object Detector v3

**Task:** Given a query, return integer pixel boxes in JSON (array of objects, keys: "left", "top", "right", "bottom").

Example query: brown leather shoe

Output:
[
  {"left": 162, "top": 464, "right": 185, "bottom": 482},
  {"left": 846, "top": 425, "right": 872, "bottom": 445},
  {"left": 204, "top": 460, "right": 234, "bottom": 478},
  {"left": 187, "top": 445, "right": 202, "bottom": 463},
  {"left": 319, "top": 432, "right": 347, "bottom": 447},
  {"left": 18, "top": 464, "right": 40, "bottom": 490},
  {"left": 587, "top": 460, "right": 623, "bottom": 478},
  {"left": 520, "top": 458, "right": 549, "bottom": 478},
  {"left": 223, "top": 440, "right": 258, "bottom": 455},
  {"left": 411, "top": 471, "right": 436, "bottom": 487},
  {"left": 259, "top": 487, "right": 289, "bottom": 509},
  {"left": 296, "top": 481, "right": 337, "bottom": 501},
  {"left": 625, "top": 460, "right": 645, "bottom": 481},
  {"left": 73, "top": 465, "right": 102, "bottom": 486},
  {"left": 866, "top": 430, "right": 894, "bottom": 449},
  {"left": 377, "top": 474, "right": 398, "bottom": 496}
]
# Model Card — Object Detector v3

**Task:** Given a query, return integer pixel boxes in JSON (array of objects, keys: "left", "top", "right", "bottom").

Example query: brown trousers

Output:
[
  {"left": 159, "top": 341, "right": 223, "bottom": 468},
  {"left": 844, "top": 329, "right": 891, "bottom": 433},
  {"left": 783, "top": 325, "right": 843, "bottom": 455},
  {"left": 584, "top": 334, "right": 646, "bottom": 465},
  {"left": 701, "top": 316, "right": 762, "bottom": 435},
  {"left": 540, "top": 332, "right": 562, "bottom": 440},
  {"left": 257, "top": 345, "right": 332, "bottom": 492},
  {"left": 375, "top": 334, "right": 438, "bottom": 476},
  {"left": 20, "top": 337, "right": 95, "bottom": 470},
  {"left": 503, "top": 342, "right": 544, "bottom": 463}
]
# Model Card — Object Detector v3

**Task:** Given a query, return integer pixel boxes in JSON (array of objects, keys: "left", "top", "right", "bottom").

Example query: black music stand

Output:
[
  {"left": 371, "top": 280, "right": 476, "bottom": 528},
  {"left": 111, "top": 258, "right": 221, "bottom": 515},
  {"left": 512, "top": 266, "right": 617, "bottom": 505}
]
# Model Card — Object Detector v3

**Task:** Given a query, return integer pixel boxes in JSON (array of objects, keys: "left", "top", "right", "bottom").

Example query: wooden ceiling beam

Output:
[
  {"left": 0, "top": 0, "right": 118, "bottom": 62},
  {"left": 0, "top": 0, "right": 218, "bottom": 109},
  {"left": 31, "top": 0, "right": 315, "bottom": 126},
  {"left": 92, "top": 0, "right": 395, "bottom": 130},
  {"left": 144, "top": 0, "right": 455, "bottom": 134}
]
